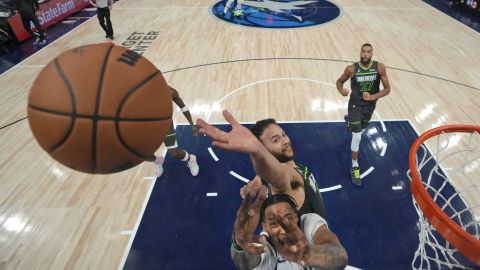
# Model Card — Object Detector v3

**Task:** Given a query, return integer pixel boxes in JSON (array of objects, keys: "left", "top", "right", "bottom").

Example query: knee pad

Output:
[{"left": 351, "top": 132, "right": 362, "bottom": 152}]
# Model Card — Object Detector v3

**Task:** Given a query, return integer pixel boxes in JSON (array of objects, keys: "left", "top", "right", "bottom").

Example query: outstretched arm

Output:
[
  {"left": 272, "top": 215, "right": 348, "bottom": 270},
  {"left": 305, "top": 224, "right": 348, "bottom": 269},
  {"left": 170, "top": 86, "right": 199, "bottom": 136},
  {"left": 197, "top": 110, "right": 291, "bottom": 190},
  {"left": 231, "top": 182, "right": 268, "bottom": 270}
]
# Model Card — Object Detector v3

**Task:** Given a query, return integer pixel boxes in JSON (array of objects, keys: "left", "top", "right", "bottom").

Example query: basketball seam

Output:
[
  {"left": 114, "top": 70, "right": 170, "bottom": 160},
  {"left": 28, "top": 105, "right": 172, "bottom": 122},
  {"left": 47, "top": 59, "right": 78, "bottom": 153},
  {"left": 92, "top": 44, "right": 114, "bottom": 173}
]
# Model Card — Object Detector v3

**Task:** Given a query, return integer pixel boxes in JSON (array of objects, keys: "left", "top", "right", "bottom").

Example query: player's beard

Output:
[
  {"left": 273, "top": 149, "right": 294, "bottom": 163},
  {"left": 361, "top": 56, "right": 371, "bottom": 65}
]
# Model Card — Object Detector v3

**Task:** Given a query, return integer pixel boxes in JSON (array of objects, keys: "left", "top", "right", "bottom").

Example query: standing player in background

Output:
[
  {"left": 149, "top": 86, "right": 199, "bottom": 178},
  {"left": 223, "top": 0, "right": 245, "bottom": 16},
  {"left": 89, "top": 0, "right": 114, "bottom": 40},
  {"left": 13, "top": 0, "right": 47, "bottom": 45},
  {"left": 336, "top": 43, "right": 391, "bottom": 186}
]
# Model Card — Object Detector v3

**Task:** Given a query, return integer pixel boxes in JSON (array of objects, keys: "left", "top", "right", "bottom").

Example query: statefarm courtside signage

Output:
[{"left": 8, "top": 0, "right": 90, "bottom": 42}]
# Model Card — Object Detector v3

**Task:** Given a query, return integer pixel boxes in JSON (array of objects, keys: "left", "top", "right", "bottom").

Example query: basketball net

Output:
[{"left": 407, "top": 125, "right": 480, "bottom": 269}]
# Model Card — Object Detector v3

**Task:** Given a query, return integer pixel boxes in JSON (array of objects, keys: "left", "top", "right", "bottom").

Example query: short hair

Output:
[
  {"left": 249, "top": 118, "right": 277, "bottom": 140},
  {"left": 260, "top": 194, "right": 298, "bottom": 223},
  {"left": 361, "top": 43, "right": 372, "bottom": 50}
]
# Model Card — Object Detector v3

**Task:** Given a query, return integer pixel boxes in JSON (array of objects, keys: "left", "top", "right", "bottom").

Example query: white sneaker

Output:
[
  {"left": 155, "top": 156, "right": 164, "bottom": 177},
  {"left": 187, "top": 154, "right": 199, "bottom": 176}
]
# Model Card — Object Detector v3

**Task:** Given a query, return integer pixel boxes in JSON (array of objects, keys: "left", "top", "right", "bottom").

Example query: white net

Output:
[{"left": 408, "top": 127, "right": 480, "bottom": 270}]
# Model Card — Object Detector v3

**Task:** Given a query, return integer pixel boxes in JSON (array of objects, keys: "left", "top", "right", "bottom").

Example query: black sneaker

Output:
[
  {"left": 351, "top": 166, "right": 362, "bottom": 186},
  {"left": 37, "top": 39, "right": 47, "bottom": 46}
]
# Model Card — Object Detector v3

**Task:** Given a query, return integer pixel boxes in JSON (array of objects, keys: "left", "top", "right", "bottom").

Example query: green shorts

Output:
[
  {"left": 164, "top": 124, "right": 178, "bottom": 149},
  {"left": 347, "top": 101, "right": 376, "bottom": 133}
]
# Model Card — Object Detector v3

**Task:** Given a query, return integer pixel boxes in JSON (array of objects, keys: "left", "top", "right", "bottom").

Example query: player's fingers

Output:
[
  {"left": 280, "top": 217, "right": 298, "bottom": 232},
  {"left": 222, "top": 110, "right": 241, "bottom": 126},
  {"left": 280, "top": 218, "right": 305, "bottom": 245},
  {"left": 238, "top": 189, "right": 253, "bottom": 211},
  {"left": 250, "top": 186, "right": 267, "bottom": 212},
  {"left": 195, "top": 118, "right": 209, "bottom": 129},
  {"left": 196, "top": 119, "right": 224, "bottom": 139},
  {"left": 239, "top": 186, "right": 246, "bottom": 199}
]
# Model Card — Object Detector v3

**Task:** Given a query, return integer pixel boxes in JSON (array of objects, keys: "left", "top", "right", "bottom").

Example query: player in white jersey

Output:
[{"left": 230, "top": 183, "right": 348, "bottom": 270}]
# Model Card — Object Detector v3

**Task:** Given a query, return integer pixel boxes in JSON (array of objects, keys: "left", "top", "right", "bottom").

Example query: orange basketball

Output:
[{"left": 27, "top": 43, "right": 173, "bottom": 174}]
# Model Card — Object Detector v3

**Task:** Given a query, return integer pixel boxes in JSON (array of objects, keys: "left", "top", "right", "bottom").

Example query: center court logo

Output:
[{"left": 211, "top": 0, "right": 341, "bottom": 28}]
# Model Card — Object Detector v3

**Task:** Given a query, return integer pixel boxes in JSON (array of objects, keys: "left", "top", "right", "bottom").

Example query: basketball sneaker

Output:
[
  {"left": 351, "top": 166, "right": 362, "bottom": 186},
  {"left": 232, "top": 9, "right": 244, "bottom": 17},
  {"left": 155, "top": 156, "right": 164, "bottom": 177},
  {"left": 37, "top": 39, "right": 47, "bottom": 46},
  {"left": 187, "top": 154, "right": 199, "bottom": 176}
]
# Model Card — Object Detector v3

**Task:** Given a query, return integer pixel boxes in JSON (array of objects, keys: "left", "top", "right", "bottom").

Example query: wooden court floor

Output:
[{"left": 0, "top": 0, "right": 479, "bottom": 269}]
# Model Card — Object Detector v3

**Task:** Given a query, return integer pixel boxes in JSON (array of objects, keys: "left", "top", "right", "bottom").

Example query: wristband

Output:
[
  {"left": 180, "top": 106, "right": 189, "bottom": 112},
  {"left": 231, "top": 232, "right": 244, "bottom": 253}
]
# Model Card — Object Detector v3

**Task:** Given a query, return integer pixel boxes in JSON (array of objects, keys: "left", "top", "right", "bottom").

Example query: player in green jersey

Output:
[{"left": 336, "top": 43, "right": 391, "bottom": 186}]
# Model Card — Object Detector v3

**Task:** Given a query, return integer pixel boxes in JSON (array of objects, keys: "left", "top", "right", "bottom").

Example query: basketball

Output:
[{"left": 27, "top": 43, "right": 173, "bottom": 174}]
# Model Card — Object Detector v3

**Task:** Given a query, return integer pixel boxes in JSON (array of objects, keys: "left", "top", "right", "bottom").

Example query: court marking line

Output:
[
  {"left": 181, "top": 119, "right": 410, "bottom": 125},
  {"left": 15, "top": 65, "right": 46, "bottom": 68},
  {"left": 392, "top": 186, "right": 403, "bottom": 190},
  {"left": 345, "top": 265, "right": 363, "bottom": 270},
  {"left": 319, "top": 184, "right": 342, "bottom": 192},
  {"left": 229, "top": 171, "right": 250, "bottom": 183},
  {"left": 360, "top": 166, "right": 374, "bottom": 179},
  {"left": 117, "top": 176, "right": 157, "bottom": 270},
  {"left": 162, "top": 58, "right": 480, "bottom": 91},
  {"left": 206, "top": 192, "right": 218, "bottom": 196},
  {"left": 374, "top": 111, "right": 387, "bottom": 132},
  {"left": 380, "top": 143, "right": 387, "bottom": 157},
  {"left": 208, "top": 147, "right": 219, "bottom": 161},
  {"left": 205, "top": 77, "right": 336, "bottom": 122}
]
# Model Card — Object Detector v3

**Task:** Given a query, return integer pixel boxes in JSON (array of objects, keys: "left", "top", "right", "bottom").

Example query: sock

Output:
[
  {"left": 352, "top": 160, "right": 358, "bottom": 168},
  {"left": 155, "top": 155, "right": 164, "bottom": 164},
  {"left": 181, "top": 152, "right": 190, "bottom": 162}
]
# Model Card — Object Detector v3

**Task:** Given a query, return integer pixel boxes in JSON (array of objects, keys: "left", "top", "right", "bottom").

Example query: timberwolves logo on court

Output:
[{"left": 211, "top": 0, "right": 341, "bottom": 28}]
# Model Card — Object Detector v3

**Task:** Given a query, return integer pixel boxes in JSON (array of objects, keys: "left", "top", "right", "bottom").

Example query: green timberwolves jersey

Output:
[
  {"left": 294, "top": 163, "right": 326, "bottom": 219},
  {"left": 261, "top": 163, "right": 326, "bottom": 219},
  {"left": 350, "top": 61, "right": 381, "bottom": 105}
]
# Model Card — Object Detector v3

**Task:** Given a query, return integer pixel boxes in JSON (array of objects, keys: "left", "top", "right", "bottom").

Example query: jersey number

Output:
[{"left": 360, "top": 81, "right": 374, "bottom": 92}]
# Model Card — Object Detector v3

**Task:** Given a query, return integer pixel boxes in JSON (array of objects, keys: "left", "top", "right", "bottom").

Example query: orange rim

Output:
[{"left": 409, "top": 125, "right": 480, "bottom": 266}]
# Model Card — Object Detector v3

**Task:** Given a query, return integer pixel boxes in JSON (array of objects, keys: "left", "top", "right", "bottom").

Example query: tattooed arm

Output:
[
  {"left": 230, "top": 183, "right": 268, "bottom": 270},
  {"left": 303, "top": 214, "right": 348, "bottom": 270},
  {"left": 272, "top": 214, "right": 348, "bottom": 270},
  {"left": 230, "top": 238, "right": 262, "bottom": 270}
]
